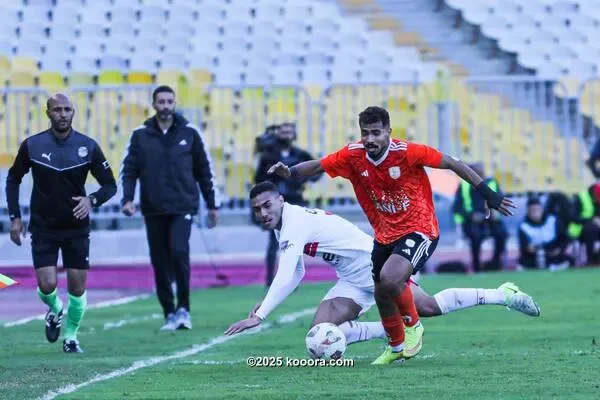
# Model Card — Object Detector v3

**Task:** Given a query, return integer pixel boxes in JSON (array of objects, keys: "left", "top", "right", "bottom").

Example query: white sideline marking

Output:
[
  {"left": 3, "top": 294, "right": 151, "bottom": 328},
  {"left": 103, "top": 313, "right": 162, "bottom": 331},
  {"left": 39, "top": 307, "right": 316, "bottom": 400}
]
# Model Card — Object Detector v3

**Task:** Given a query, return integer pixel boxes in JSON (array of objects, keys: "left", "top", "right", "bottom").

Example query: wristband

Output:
[
  {"left": 475, "top": 182, "right": 503, "bottom": 209},
  {"left": 290, "top": 166, "right": 298, "bottom": 178}
]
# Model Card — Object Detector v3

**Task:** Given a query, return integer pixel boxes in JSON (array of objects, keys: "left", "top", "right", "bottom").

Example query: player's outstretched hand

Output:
[
  {"left": 486, "top": 197, "right": 517, "bottom": 218},
  {"left": 224, "top": 316, "right": 261, "bottom": 336},
  {"left": 9, "top": 218, "right": 26, "bottom": 246},
  {"left": 267, "top": 161, "right": 291, "bottom": 177}
]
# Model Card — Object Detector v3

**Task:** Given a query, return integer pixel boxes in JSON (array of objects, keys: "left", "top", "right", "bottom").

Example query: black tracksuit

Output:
[
  {"left": 121, "top": 114, "right": 218, "bottom": 316},
  {"left": 5, "top": 130, "right": 116, "bottom": 268}
]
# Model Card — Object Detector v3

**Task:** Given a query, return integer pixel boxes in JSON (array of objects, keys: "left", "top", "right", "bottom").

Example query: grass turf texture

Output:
[{"left": 2, "top": 269, "right": 599, "bottom": 399}]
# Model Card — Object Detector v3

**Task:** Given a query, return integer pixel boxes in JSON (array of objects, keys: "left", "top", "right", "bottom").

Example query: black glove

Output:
[{"left": 476, "top": 182, "right": 504, "bottom": 209}]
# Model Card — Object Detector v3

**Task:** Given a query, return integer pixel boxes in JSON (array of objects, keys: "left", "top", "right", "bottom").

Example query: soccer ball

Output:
[{"left": 305, "top": 323, "right": 346, "bottom": 360}]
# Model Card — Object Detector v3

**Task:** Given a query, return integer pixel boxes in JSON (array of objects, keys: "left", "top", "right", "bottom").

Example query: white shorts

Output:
[{"left": 322, "top": 280, "right": 376, "bottom": 316}]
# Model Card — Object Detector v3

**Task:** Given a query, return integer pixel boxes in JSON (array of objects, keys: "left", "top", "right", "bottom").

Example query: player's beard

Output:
[
  {"left": 53, "top": 118, "right": 72, "bottom": 133},
  {"left": 157, "top": 109, "right": 174, "bottom": 121},
  {"left": 365, "top": 144, "right": 385, "bottom": 160}
]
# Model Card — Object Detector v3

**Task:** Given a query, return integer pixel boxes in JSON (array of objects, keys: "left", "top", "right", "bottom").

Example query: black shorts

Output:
[
  {"left": 31, "top": 231, "right": 90, "bottom": 270},
  {"left": 371, "top": 232, "right": 439, "bottom": 282}
]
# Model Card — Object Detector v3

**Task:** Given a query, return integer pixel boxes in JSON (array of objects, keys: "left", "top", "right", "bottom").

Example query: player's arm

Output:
[
  {"left": 5, "top": 140, "right": 31, "bottom": 245},
  {"left": 268, "top": 144, "right": 353, "bottom": 180},
  {"left": 120, "top": 131, "right": 140, "bottom": 206},
  {"left": 268, "top": 159, "right": 324, "bottom": 179},
  {"left": 89, "top": 144, "right": 117, "bottom": 206},
  {"left": 299, "top": 149, "right": 324, "bottom": 183},
  {"left": 224, "top": 242, "right": 306, "bottom": 335}
]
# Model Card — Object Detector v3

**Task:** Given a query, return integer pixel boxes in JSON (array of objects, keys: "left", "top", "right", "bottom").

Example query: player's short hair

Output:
[
  {"left": 152, "top": 85, "right": 175, "bottom": 102},
  {"left": 249, "top": 181, "right": 280, "bottom": 200},
  {"left": 359, "top": 106, "right": 390, "bottom": 128}
]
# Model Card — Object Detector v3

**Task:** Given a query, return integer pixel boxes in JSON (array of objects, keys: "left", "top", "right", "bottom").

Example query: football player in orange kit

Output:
[{"left": 268, "top": 106, "right": 515, "bottom": 364}]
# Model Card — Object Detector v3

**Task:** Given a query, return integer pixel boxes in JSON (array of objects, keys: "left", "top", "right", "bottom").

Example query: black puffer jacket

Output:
[{"left": 121, "top": 114, "right": 219, "bottom": 215}]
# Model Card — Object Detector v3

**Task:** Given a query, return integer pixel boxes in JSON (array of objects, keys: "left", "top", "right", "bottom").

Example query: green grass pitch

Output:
[{"left": 2, "top": 269, "right": 599, "bottom": 399}]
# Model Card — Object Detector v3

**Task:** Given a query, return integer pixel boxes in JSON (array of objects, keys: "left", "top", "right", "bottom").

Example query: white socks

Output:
[
  {"left": 433, "top": 288, "right": 506, "bottom": 314},
  {"left": 337, "top": 320, "right": 387, "bottom": 345}
]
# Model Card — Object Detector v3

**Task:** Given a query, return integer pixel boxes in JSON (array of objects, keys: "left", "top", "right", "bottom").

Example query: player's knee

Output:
[
  {"left": 37, "top": 273, "right": 57, "bottom": 293},
  {"left": 416, "top": 296, "right": 441, "bottom": 317},
  {"left": 38, "top": 279, "right": 57, "bottom": 294},
  {"left": 70, "top": 287, "right": 85, "bottom": 297},
  {"left": 379, "top": 271, "right": 406, "bottom": 295}
]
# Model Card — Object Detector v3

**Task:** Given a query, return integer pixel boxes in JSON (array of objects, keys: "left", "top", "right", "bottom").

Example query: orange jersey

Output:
[{"left": 320, "top": 139, "right": 443, "bottom": 245}]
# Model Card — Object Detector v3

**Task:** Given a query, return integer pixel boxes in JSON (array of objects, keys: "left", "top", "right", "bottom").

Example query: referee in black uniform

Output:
[
  {"left": 120, "top": 85, "right": 219, "bottom": 331},
  {"left": 5, "top": 93, "right": 117, "bottom": 353}
]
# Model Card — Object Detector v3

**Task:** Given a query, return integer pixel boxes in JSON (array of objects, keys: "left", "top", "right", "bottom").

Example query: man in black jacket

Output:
[
  {"left": 254, "top": 122, "right": 322, "bottom": 287},
  {"left": 120, "top": 86, "right": 219, "bottom": 331},
  {"left": 5, "top": 93, "right": 117, "bottom": 353}
]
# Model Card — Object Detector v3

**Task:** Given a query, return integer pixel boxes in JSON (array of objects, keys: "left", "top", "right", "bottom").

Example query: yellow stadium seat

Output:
[
  {"left": 127, "top": 71, "right": 153, "bottom": 85},
  {"left": 98, "top": 70, "right": 125, "bottom": 85},
  {"left": 9, "top": 71, "right": 36, "bottom": 87},
  {"left": 190, "top": 68, "right": 213, "bottom": 85},
  {"left": 11, "top": 57, "right": 39, "bottom": 73},
  {"left": 179, "top": 84, "right": 209, "bottom": 109},
  {"left": 0, "top": 69, "right": 9, "bottom": 87},
  {"left": 38, "top": 71, "right": 66, "bottom": 91},
  {"left": 155, "top": 70, "right": 186, "bottom": 93},
  {"left": 68, "top": 72, "right": 95, "bottom": 86},
  {"left": 0, "top": 55, "right": 10, "bottom": 73}
]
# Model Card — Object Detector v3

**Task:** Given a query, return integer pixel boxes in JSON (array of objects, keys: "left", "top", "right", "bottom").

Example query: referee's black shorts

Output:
[{"left": 30, "top": 230, "right": 90, "bottom": 270}]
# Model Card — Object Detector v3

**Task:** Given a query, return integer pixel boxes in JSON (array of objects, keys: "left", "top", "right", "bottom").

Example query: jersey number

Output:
[{"left": 322, "top": 252, "right": 336, "bottom": 262}]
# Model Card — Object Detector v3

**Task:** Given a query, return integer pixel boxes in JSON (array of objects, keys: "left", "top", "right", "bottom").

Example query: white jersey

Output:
[{"left": 255, "top": 203, "right": 374, "bottom": 320}]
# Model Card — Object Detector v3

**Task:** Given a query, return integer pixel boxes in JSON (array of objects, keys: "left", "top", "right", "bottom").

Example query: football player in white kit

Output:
[{"left": 224, "top": 182, "right": 540, "bottom": 346}]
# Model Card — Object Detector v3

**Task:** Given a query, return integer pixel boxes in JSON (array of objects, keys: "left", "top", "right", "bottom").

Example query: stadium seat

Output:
[
  {"left": 68, "top": 72, "right": 95, "bottom": 86},
  {"left": 155, "top": 70, "right": 186, "bottom": 89},
  {"left": 11, "top": 57, "right": 39, "bottom": 73},
  {"left": 9, "top": 71, "right": 36, "bottom": 87},
  {"left": 38, "top": 71, "right": 66, "bottom": 91},
  {"left": 98, "top": 70, "right": 125, "bottom": 85},
  {"left": 127, "top": 71, "right": 153, "bottom": 85},
  {"left": 0, "top": 56, "right": 11, "bottom": 73}
]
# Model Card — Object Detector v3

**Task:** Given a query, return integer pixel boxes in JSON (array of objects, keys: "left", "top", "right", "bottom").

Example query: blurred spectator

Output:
[
  {"left": 452, "top": 162, "right": 507, "bottom": 272},
  {"left": 568, "top": 183, "right": 600, "bottom": 265},
  {"left": 544, "top": 191, "right": 573, "bottom": 228},
  {"left": 254, "top": 122, "right": 322, "bottom": 287},
  {"left": 253, "top": 124, "right": 281, "bottom": 156},
  {"left": 586, "top": 139, "right": 600, "bottom": 179},
  {"left": 518, "top": 197, "right": 571, "bottom": 270}
]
